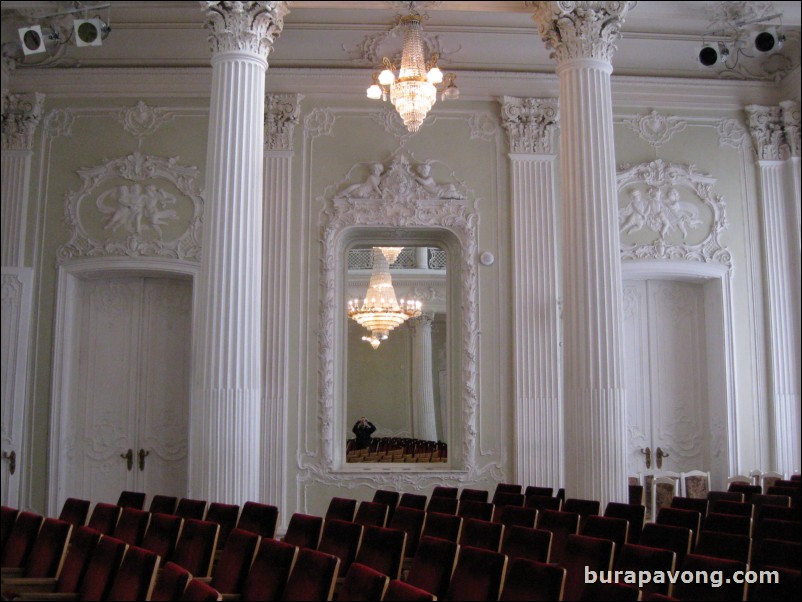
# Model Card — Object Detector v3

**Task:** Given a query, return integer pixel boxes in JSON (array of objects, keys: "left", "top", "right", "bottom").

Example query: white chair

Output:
[
  {"left": 760, "top": 471, "right": 784, "bottom": 490},
  {"left": 727, "top": 475, "right": 751, "bottom": 484},
  {"left": 680, "top": 470, "right": 711, "bottom": 499},
  {"left": 652, "top": 476, "right": 678, "bottom": 523},
  {"left": 660, "top": 471, "right": 682, "bottom": 497},
  {"left": 749, "top": 469, "right": 762, "bottom": 486}
]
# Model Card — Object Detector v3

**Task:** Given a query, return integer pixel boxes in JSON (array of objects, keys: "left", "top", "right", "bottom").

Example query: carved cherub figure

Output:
[
  {"left": 414, "top": 162, "right": 464, "bottom": 199},
  {"left": 338, "top": 162, "right": 384, "bottom": 199}
]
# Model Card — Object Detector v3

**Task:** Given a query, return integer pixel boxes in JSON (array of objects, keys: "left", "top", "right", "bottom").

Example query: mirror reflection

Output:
[{"left": 345, "top": 244, "right": 448, "bottom": 463}]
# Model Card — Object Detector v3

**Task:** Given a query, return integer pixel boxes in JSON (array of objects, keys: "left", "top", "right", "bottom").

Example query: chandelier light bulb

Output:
[
  {"left": 427, "top": 66, "right": 443, "bottom": 84},
  {"left": 378, "top": 69, "right": 395, "bottom": 86},
  {"left": 367, "top": 84, "right": 382, "bottom": 99}
]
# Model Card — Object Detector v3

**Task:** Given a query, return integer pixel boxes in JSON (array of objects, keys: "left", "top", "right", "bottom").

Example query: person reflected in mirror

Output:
[{"left": 352, "top": 417, "right": 376, "bottom": 450}]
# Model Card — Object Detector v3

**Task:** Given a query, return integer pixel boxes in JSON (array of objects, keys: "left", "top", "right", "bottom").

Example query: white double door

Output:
[
  {"left": 63, "top": 276, "right": 192, "bottom": 505},
  {"left": 623, "top": 279, "right": 714, "bottom": 479}
]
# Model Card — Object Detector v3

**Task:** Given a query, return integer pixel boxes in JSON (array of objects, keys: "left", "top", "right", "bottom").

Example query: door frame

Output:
[
  {"left": 621, "top": 260, "right": 737, "bottom": 490},
  {"left": 48, "top": 257, "right": 198, "bottom": 515}
]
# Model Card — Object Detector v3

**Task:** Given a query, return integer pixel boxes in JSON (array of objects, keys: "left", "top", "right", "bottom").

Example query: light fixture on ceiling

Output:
[
  {"left": 366, "top": 5, "right": 458, "bottom": 133},
  {"left": 696, "top": 5, "right": 787, "bottom": 77},
  {"left": 348, "top": 247, "right": 422, "bottom": 349},
  {"left": 14, "top": 2, "right": 111, "bottom": 59}
]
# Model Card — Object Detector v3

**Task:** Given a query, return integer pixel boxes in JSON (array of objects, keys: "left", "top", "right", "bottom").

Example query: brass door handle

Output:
[
  {"left": 120, "top": 449, "right": 133, "bottom": 471},
  {"left": 138, "top": 449, "right": 149, "bottom": 471},
  {"left": 2, "top": 450, "right": 16, "bottom": 475},
  {"left": 656, "top": 447, "right": 670, "bottom": 469},
  {"left": 641, "top": 447, "right": 651, "bottom": 469}
]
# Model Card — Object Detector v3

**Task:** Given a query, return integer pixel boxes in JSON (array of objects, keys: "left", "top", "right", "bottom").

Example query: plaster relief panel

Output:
[
  {"left": 617, "top": 159, "right": 731, "bottom": 266},
  {"left": 57, "top": 152, "right": 203, "bottom": 263}
]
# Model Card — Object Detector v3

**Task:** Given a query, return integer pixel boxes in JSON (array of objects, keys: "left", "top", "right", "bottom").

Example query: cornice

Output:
[{"left": 5, "top": 67, "right": 789, "bottom": 109}]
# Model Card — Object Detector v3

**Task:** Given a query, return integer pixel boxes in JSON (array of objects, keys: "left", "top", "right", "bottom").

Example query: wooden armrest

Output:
[
  {"left": 195, "top": 577, "right": 212, "bottom": 584},
  {"left": 15, "top": 593, "right": 79, "bottom": 601},
  {"left": 1, "top": 577, "right": 58, "bottom": 595}
]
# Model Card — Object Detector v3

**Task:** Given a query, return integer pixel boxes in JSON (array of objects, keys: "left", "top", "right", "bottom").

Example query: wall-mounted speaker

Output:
[{"left": 18, "top": 25, "right": 46, "bottom": 55}]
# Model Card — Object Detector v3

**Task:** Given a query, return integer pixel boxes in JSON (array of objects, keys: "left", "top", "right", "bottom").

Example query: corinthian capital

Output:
[
  {"left": 746, "top": 104, "right": 787, "bottom": 161},
  {"left": 265, "top": 93, "right": 302, "bottom": 151},
  {"left": 1, "top": 92, "right": 45, "bottom": 151},
  {"left": 780, "top": 100, "right": 800, "bottom": 158},
  {"left": 527, "top": 1, "right": 635, "bottom": 64},
  {"left": 500, "top": 96, "right": 559, "bottom": 154},
  {"left": 201, "top": 1, "right": 290, "bottom": 57}
]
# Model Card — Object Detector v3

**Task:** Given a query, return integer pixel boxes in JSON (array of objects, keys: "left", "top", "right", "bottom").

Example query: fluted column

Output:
[
  {"left": 261, "top": 93, "right": 301, "bottom": 510},
  {"left": 410, "top": 314, "right": 438, "bottom": 441},
  {"left": 500, "top": 96, "right": 563, "bottom": 490},
  {"left": 192, "top": 1, "right": 288, "bottom": 504},
  {"left": 2, "top": 93, "right": 44, "bottom": 267},
  {"left": 781, "top": 101, "right": 801, "bottom": 255},
  {"left": 530, "top": 1, "right": 634, "bottom": 506},
  {"left": 746, "top": 104, "right": 801, "bottom": 475}
]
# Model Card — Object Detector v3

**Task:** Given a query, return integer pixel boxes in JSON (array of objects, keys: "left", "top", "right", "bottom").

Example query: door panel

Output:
[
  {"left": 624, "top": 279, "right": 711, "bottom": 478},
  {"left": 138, "top": 278, "right": 191, "bottom": 497}
]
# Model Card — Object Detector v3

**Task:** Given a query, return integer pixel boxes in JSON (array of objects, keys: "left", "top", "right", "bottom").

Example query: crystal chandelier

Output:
[
  {"left": 366, "top": 7, "right": 459, "bottom": 133},
  {"left": 348, "top": 247, "right": 422, "bottom": 349}
]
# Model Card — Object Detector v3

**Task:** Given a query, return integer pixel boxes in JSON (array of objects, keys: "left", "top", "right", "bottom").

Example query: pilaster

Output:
[{"left": 410, "top": 314, "right": 438, "bottom": 442}]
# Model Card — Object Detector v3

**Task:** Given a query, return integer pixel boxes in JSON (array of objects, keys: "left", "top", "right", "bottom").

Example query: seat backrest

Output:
[
  {"left": 524, "top": 495, "right": 562, "bottom": 512},
  {"left": 372, "top": 490, "right": 400, "bottom": 522},
  {"left": 603, "top": 502, "right": 645, "bottom": 544},
  {"left": 325, "top": 497, "right": 357, "bottom": 522},
  {"left": 405, "top": 535, "right": 458, "bottom": 600},
  {"left": 563, "top": 498, "right": 601, "bottom": 518},
  {"left": 580, "top": 515, "right": 629, "bottom": 560},
  {"left": 78, "top": 535, "right": 128, "bottom": 601},
  {"left": 59, "top": 498, "right": 91, "bottom": 526},
  {"left": 106, "top": 544, "right": 161, "bottom": 601},
  {"left": 117, "top": 490, "right": 146, "bottom": 510},
  {"left": 175, "top": 498, "right": 207, "bottom": 521},
  {"left": 670, "top": 496, "right": 709, "bottom": 518},
  {"left": 749, "top": 566, "right": 802, "bottom": 602},
  {"left": 457, "top": 500, "right": 493, "bottom": 521},
  {"left": 615, "top": 543, "right": 676, "bottom": 596},
  {"left": 1, "top": 510, "right": 43, "bottom": 568},
  {"left": 431, "top": 486, "right": 458, "bottom": 499},
  {"left": 337, "top": 562, "right": 389, "bottom": 602},
  {"left": 112, "top": 506, "right": 150, "bottom": 546},
  {"left": 280, "top": 548, "right": 339, "bottom": 602},
  {"left": 282, "top": 513, "right": 323, "bottom": 550},
  {"left": 241, "top": 538, "right": 298, "bottom": 602},
  {"left": 651, "top": 476, "right": 678, "bottom": 522},
  {"left": 459, "top": 518, "right": 504, "bottom": 552},
  {"left": 500, "top": 525, "right": 552, "bottom": 563},
  {"left": 398, "top": 493, "right": 427, "bottom": 511},
  {"left": 180, "top": 578, "right": 222, "bottom": 601},
  {"left": 756, "top": 504, "right": 798, "bottom": 523},
  {"left": 171, "top": 518, "right": 220, "bottom": 578},
  {"left": 561, "top": 534, "right": 615, "bottom": 601},
  {"left": 421, "top": 511, "right": 462, "bottom": 542},
  {"left": 628, "top": 484, "right": 645, "bottom": 507},
  {"left": 151, "top": 561, "right": 191, "bottom": 602},
  {"left": 751, "top": 494, "right": 792, "bottom": 510},
  {"left": 383, "top": 579, "right": 436, "bottom": 601},
  {"left": 524, "top": 485, "right": 553, "bottom": 498},
  {"left": 707, "top": 490, "right": 745, "bottom": 503},
  {"left": 673, "top": 553, "right": 747, "bottom": 601},
  {"left": 354, "top": 501, "right": 389, "bottom": 528},
  {"left": 237, "top": 501, "right": 279, "bottom": 538},
  {"left": 656, "top": 507, "right": 702, "bottom": 547},
  {"left": 87, "top": 502, "right": 122, "bottom": 535},
  {"left": 680, "top": 470, "right": 711, "bottom": 500},
  {"left": 494, "top": 505, "right": 536, "bottom": 529},
  {"left": 211, "top": 528, "right": 260, "bottom": 594},
  {"left": 703, "top": 511, "right": 753, "bottom": 537},
  {"left": 459, "top": 488, "right": 488, "bottom": 503},
  {"left": 499, "top": 557, "right": 565, "bottom": 601},
  {"left": 141, "top": 513, "right": 184, "bottom": 559},
  {"left": 709, "top": 499, "right": 754, "bottom": 518},
  {"left": 23, "top": 517, "right": 73, "bottom": 578},
  {"left": 55, "top": 525, "right": 101, "bottom": 593},
  {"left": 425, "top": 496, "right": 458, "bottom": 515},
  {"left": 752, "top": 538, "right": 801, "bottom": 571},
  {"left": 149, "top": 495, "right": 178, "bottom": 515},
  {"left": 754, "top": 518, "right": 801, "bottom": 543},
  {"left": 205, "top": 502, "right": 240, "bottom": 549},
  {"left": 535, "top": 509, "right": 580, "bottom": 565},
  {"left": 727, "top": 482, "right": 762, "bottom": 502},
  {"left": 317, "top": 519, "right": 363, "bottom": 576},
  {"left": 695, "top": 530, "right": 752, "bottom": 564},
  {"left": 388, "top": 506, "right": 425, "bottom": 558},
  {"left": 352, "top": 525, "right": 406, "bottom": 580},
  {"left": 640, "top": 523, "right": 692, "bottom": 566},
  {"left": 1, "top": 506, "right": 20, "bottom": 550},
  {"left": 445, "top": 545, "right": 508, "bottom": 602}
]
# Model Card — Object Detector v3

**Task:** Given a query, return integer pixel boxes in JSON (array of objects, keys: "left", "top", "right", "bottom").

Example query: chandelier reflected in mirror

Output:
[
  {"left": 366, "top": 5, "right": 459, "bottom": 132},
  {"left": 348, "top": 247, "right": 422, "bottom": 349}
]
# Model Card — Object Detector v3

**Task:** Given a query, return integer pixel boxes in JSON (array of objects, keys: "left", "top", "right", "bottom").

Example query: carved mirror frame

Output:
[{"left": 318, "top": 154, "right": 479, "bottom": 478}]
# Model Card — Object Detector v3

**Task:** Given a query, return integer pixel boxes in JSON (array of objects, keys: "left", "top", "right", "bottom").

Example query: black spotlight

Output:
[
  {"left": 18, "top": 25, "right": 46, "bottom": 55},
  {"left": 698, "top": 44, "right": 720, "bottom": 67},
  {"left": 753, "top": 29, "right": 782, "bottom": 53}
]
